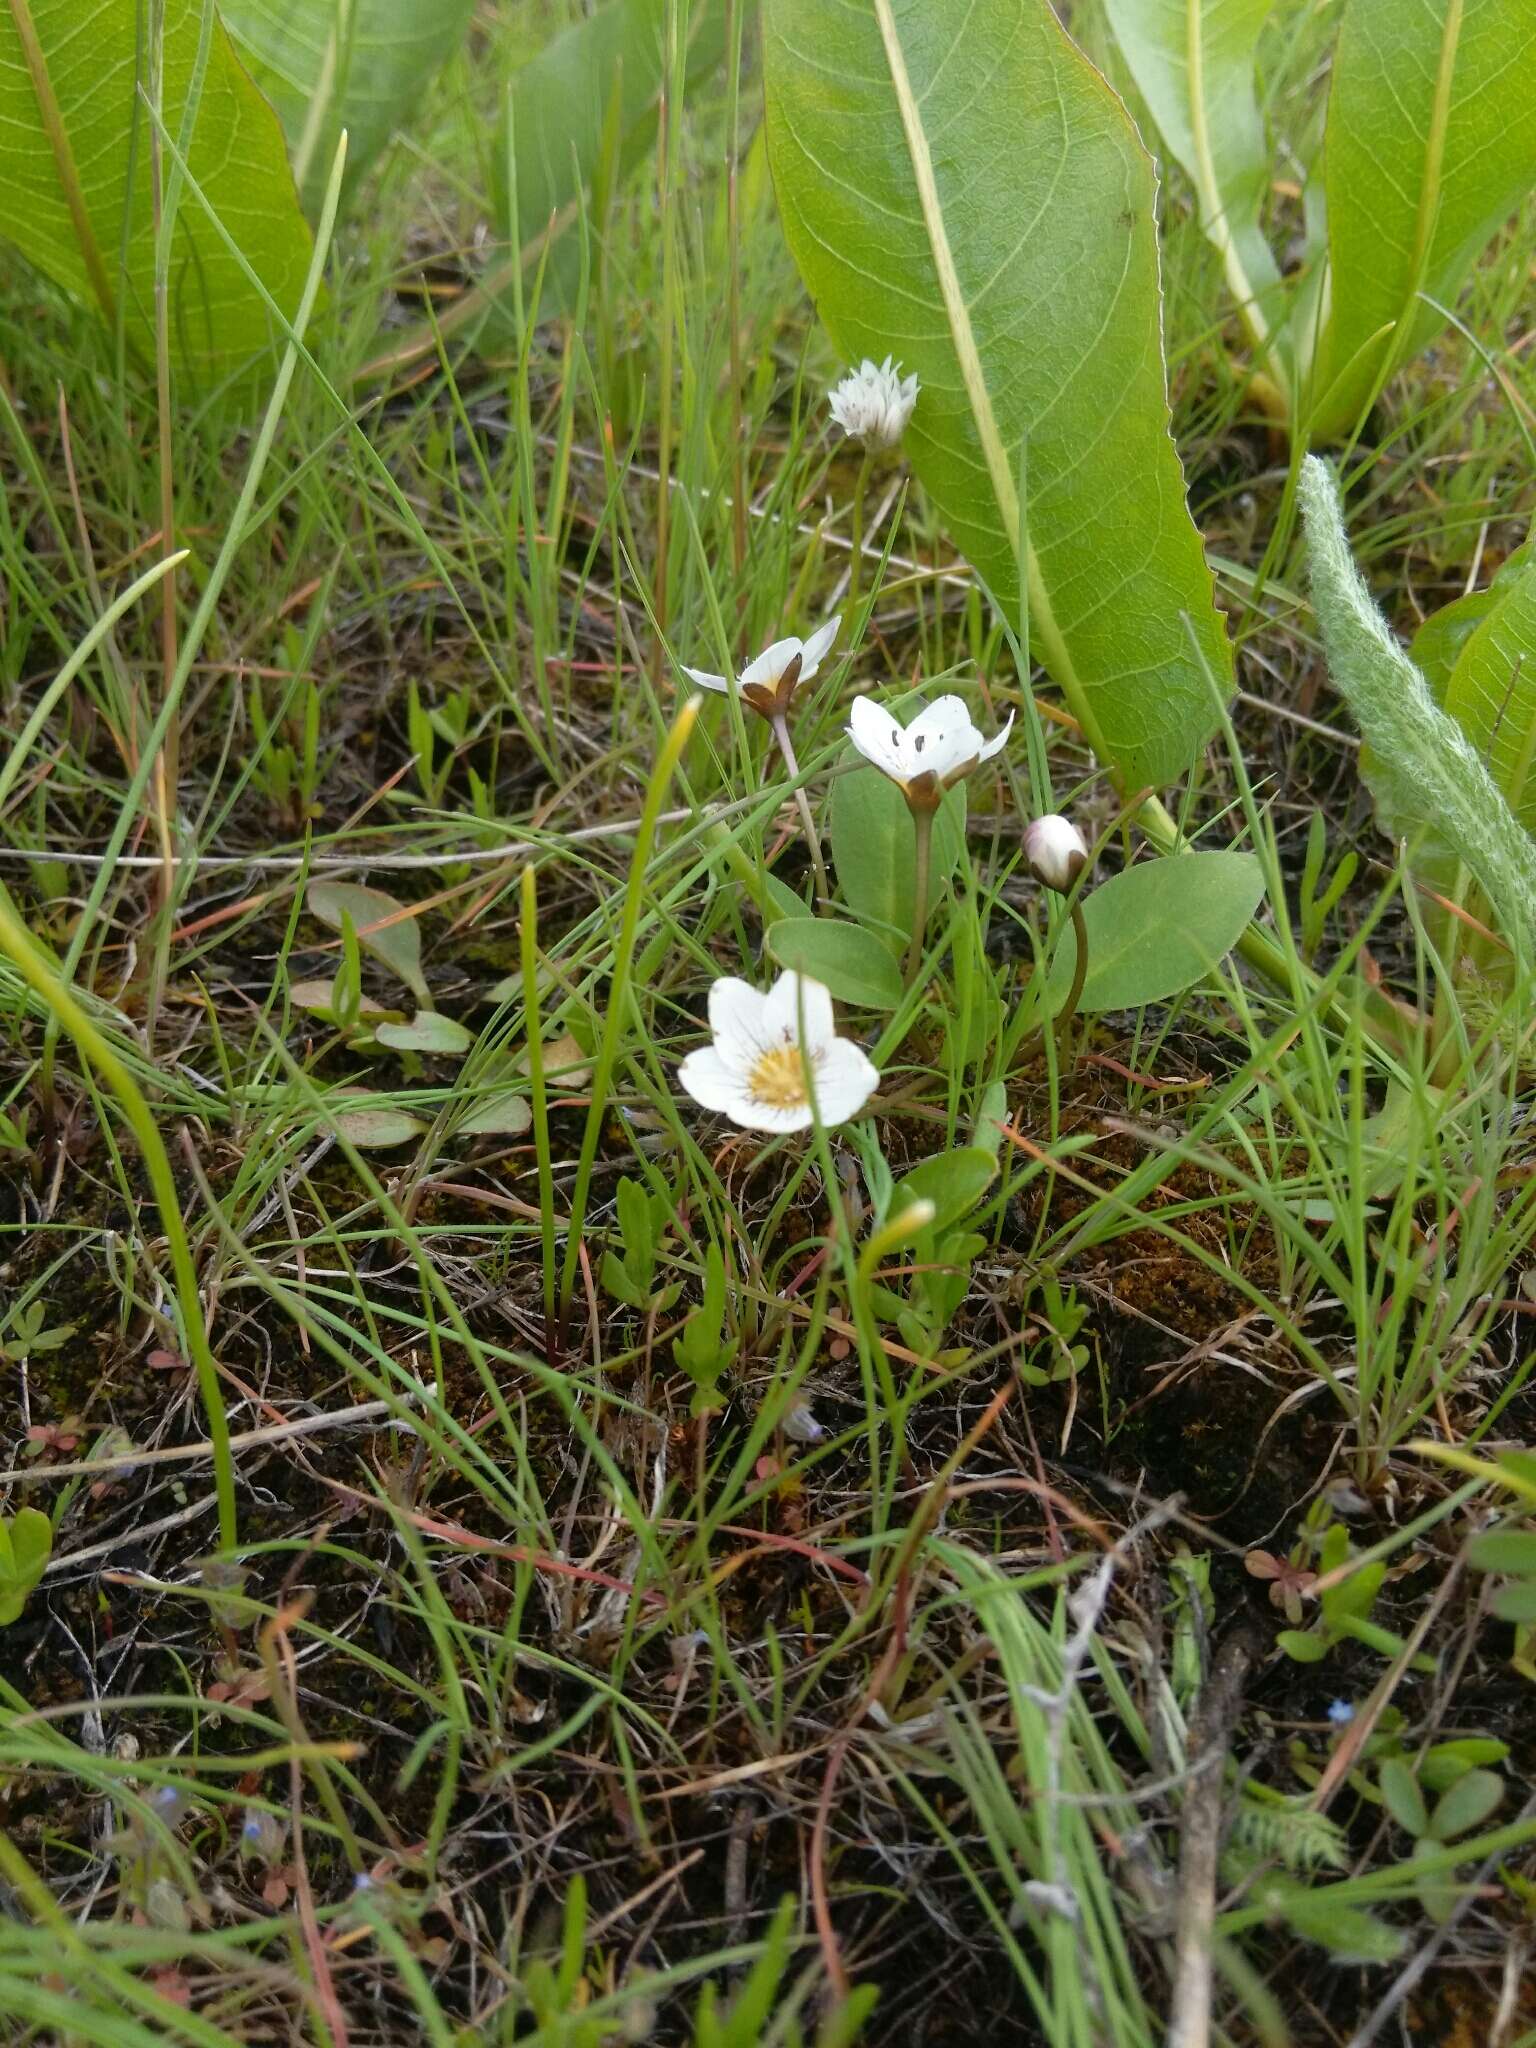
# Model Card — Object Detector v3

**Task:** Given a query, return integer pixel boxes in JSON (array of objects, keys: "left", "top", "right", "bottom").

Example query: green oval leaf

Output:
[
  {"left": 1049, "top": 852, "right": 1266, "bottom": 1012},
  {"left": 891, "top": 1147, "right": 997, "bottom": 1237},
  {"left": 456, "top": 1091, "right": 534, "bottom": 1138},
  {"left": 829, "top": 758, "right": 964, "bottom": 949},
  {"left": 376, "top": 1010, "right": 473, "bottom": 1056},
  {"left": 1428, "top": 1767, "right": 1504, "bottom": 1844},
  {"left": 1379, "top": 1758, "right": 1429, "bottom": 1839},
  {"left": 0, "top": 0, "right": 314, "bottom": 378},
  {"left": 1467, "top": 1527, "right": 1536, "bottom": 1577},
  {"left": 762, "top": 0, "right": 1233, "bottom": 787},
  {"left": 328, "top": 1094, "right": 426, "bottom": 1148},
  {"left": 767, "top": 916, "right": 905, "bottom": 1010},
  {"left": 308, "top": 881, "right": 430, "bottom": 1006}
]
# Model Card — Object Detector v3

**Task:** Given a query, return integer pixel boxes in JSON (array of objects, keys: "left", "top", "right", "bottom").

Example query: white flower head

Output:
[
  {"left": 677, "top": 971, "right": 879, "bottom": 1133},
  {"left": 829, "top": 356, "right": 919, "bottom": 453},
  {"left": 846, "top": 693, "right": 1013, "bottom": 812},
  {"left": 1024, "top": 814, "right": 1089, "bottom": 892},
  {"left": 681, "top": 616, "right": 841, "bottom": 719}
]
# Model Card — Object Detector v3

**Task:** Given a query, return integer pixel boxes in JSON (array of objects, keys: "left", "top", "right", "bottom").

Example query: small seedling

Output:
[
  {"left": 1379, "top": 1750, "right": 1506, "bottom": 1922},
  {"left": 1, "top": 1300, "right": 76, "bottom": 1364},
  {"left": 672, "top": 1242, "right": 738, "bottom": 1414},
  {"left": 1275, "top": 1522, "right": 1434, "bottom": 1671},
  {"left": 1297, "top": 810, "right": 1358, "bottom": 964},
  {"left": 600, "top": 1176, "right": 681, "bottom": 1312}
]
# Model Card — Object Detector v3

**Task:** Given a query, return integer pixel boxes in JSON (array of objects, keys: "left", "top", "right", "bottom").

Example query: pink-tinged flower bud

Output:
[{"left": 1024, "top": 814, "right": 1089, "bottom": 892}]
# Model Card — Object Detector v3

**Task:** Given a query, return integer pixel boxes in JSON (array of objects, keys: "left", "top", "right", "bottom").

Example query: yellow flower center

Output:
[{"left": 747, "top": 1042, "right": 811, "bottom": 1111}]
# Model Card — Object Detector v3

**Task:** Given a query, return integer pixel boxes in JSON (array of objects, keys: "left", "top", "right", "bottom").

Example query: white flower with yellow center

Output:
[
  {"left": 828, "top": 357, "right": 919, "bottom": 452},
  {"left": 676, "top": 972, "right": 879, "bottom": 1134},
  {"left": 681, "top": 616, "right": 841, "bottom": 719},
  {"left": 847, "top": 694, "right": 1013, "bottom": 813}
]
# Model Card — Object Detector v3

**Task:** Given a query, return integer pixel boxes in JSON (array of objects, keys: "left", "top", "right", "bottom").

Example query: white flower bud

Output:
[{"left": 1024, "top": 814, "right": 1089, "bottom": 892}]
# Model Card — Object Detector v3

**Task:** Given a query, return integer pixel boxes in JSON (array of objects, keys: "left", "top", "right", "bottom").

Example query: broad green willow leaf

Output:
[
  {"left": 762, "top": 0, "right": 1233, "bottom": 787},
  {"left": 1101, "top": 0, "right": 1286, "bottom": 377},
  {"left": 1442, "top": 553, "right": 1536, "bottom": 830},
  {"left": 1298, "top": 457, "right": 1536, "bottom": 956},
  {"left": 500, "top": 0, "right": 733, "bottom": 285},
  {"left": 0, "top": 0, "right": 313, "bottom": 378},
  {"left": 1047, "top": 851, "right": 1265, "bottom": 1011},
  {"left": 1310, "top": 0, "right": 1536, "bottom": 441},
  {"left": 221, "top": 0, "right": 478, "bottom": 214}
]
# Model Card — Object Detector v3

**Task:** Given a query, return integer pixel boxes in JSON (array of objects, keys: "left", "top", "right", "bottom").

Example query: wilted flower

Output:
[
  {"left": 240, "top": 1809, "right": 286, "bottom": 1863},
  {"left": 847, "top": 693, "right": 1013, "bottom": 813},
  {"left": 677, "top": 972, "right": 879, "bottom": 1133},
  {"left": 781, "top": 1401, "right": 825, "bottom": 1444},
  {"left": 681, "top": 616, "right": 841, "bottom": 720},
  {"left": 1024, "top": 814, "right": 1089, "bottom": 892},
  {"left": 829, "top": 356, "right": 919, "bottom": 452}
]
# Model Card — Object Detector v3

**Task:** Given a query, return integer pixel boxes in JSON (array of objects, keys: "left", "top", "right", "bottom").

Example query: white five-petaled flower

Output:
[
  {"left": 676, "top": 971, "right": 879, "bottom": 1133},
  {"left": 828, "top": 356, "right": 919, "bottom": 452},
  {"left": 681, "top": 616, "right": 841, "bottom": 719},
  {"left": 846, "top": 693, "right": 1013, "bottom": 812},
  {"left": 1024, "top": 814, "right": 1090, "bottom": 892}
]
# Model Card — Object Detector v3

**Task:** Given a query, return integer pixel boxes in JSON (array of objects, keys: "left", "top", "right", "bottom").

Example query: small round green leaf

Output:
[
  {"left": 1049, "top": 852, "right": 1266, "bottom": 1012},
  {"left": 767, "top": 917, "right": 906, "bottom": 1010}
]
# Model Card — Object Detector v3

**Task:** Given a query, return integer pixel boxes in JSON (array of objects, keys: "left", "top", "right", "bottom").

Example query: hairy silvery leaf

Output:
[
  {"left": 1298, "top": 457, "right": 1536, "bottom": 958},
  {"left": 1309, "top": 0, "right": 1536, "bottom": 440},
  {"left": 762, "top": 0, "right": 1233, "bottom": 788}
]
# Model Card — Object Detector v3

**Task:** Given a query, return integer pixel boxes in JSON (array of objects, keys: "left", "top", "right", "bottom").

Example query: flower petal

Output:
[
  {"left": 847, "top": 694, "right": 909, "bottom": 779},
  {"left": 727, "top": 1097, "right": 815, "bottom": 1134},
  {"left": 904, "top": 695, "right": 980, "bottom": 778},
  {"left": 798, "top": 614, "right": 842, "bottom": 680},
  {"left": 681, "top": 665, "right": 730, "bottom": 694},
  {"left": 975, "top": 708, "right": 1015, "bottom": 763},
  {"left": 762, "top": 969, "right": 834, "bottom": 1052},
  {"left": 812, "top": 1037, "right": 881, "bottom": 1125},
  {"left": 677, "top": 1046, "right": 743, "bottom": 1114},
  {"left": 707, "top": 977, "right": 769, "bottom": 1066},
  {"left": 739, "top": 636, "right": 802, "bottom": 691}
]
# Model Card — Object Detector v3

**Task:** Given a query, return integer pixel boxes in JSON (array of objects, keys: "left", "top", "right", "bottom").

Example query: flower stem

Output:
[
  {"left": 772, "top": 714, "right": 830, "bottom": 908},
  {"left": 1056, "top": 900, "right": 1089, "bottom": 1065},
  {"left": 848, "top": 448, "right": 872, "bottom": 615},
  {"left": 903, "top": 806, "right": 934, "bottom": 987}
]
